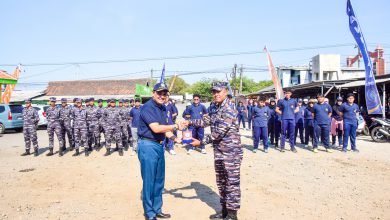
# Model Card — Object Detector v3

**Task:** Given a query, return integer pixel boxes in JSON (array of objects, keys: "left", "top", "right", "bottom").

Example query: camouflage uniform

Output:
[
  {"left": 46, "top": 104, "right": 64, "bottom": 151},
  {"left": 119, "top": 103, "right": 130, "bottom": 148},
  {"left": 72, "top": 106, "right": 88, "bottom": 149},
  {"left": 96, "top": 105, "right": 105, "bottom": 146},
  {"left": 103, "top": 105, "right": 123, "bottom": 150},
  {"left": 191, "top": 94, "right": 243, "bottom": 212},
  {"left": 86, "top": 104, "right": 100, "bottom": 148},
  {"left": 59, "top": 102, "right": 74, "bottom": 148},
  {"left": 22, "top": 105, "right": 40, "bottom": 150}
]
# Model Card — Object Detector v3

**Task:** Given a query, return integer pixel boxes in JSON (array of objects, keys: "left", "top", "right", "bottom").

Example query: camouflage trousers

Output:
[
  {"left": 120, "top": 123, "right": 129, "bottom": 145},
  {"left": 61, "top": 122, "right": 73, "bottom": 148},
  {"left": 47, "top": 122, "right": 63, "bottom": 149},
  {"left": 87, "top": 122, "right": 100, "bottom": 147},
  {"left": 74, "top": 126, "right": 88, "bottom": 149},
  {"left": 214, "top": 155, "right": 242, "bottom": 211},
  {"left": 23, "top": 125, "right": 38, "bottom": 149},
  {"left": 105, "top": 127, "right": 123, "bottom": 149}
]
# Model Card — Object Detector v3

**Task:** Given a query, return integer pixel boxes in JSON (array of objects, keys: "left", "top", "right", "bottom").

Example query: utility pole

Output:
[
  {"left": 239, "top": 64, "right": 244, "bottom": 95},
  {"left": 232, "top": 64, "right": 237, "bottom": 80}
]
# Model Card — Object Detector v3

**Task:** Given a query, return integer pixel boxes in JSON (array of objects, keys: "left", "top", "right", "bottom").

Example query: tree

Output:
[
  {"left": 187, "top": 78, "right": 214, "bottom": 100},
  {"left": 230, "top": 77, "right": 273, "bottom": 94},
  {"left": 167, "top": 76, "right": 189, "bottom": 95}
]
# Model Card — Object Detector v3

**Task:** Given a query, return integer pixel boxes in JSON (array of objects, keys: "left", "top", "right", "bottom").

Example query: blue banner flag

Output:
[
  {"left": 347, "top": 0, "right": 382, "bottom": 114},
  {"left": 159, "top": 63, "right": 165, "bottom": 83}
]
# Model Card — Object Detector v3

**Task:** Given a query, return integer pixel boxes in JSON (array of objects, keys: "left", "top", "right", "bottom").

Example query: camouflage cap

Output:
[
  {"left": 211, "top": 81, "right": 228, "bottom": 91},
  {"left": 89, "top": 97, "right": 95, "bottom": 102},
  {"left": 74, "top": 98, "right": 82, "bottom": 103},
  {"left": 119, "top": 98, "right": 124, "bottom": 103},
  {"left": 61, "top": 98, "right": 67, "bottom": 103},
  {"left": 25, "top": 99, "right": 32, "bottom": 103},
  {"left": 97, "top": 99, "right": 103, "bottom": 103},
  {"left": 153, "top": 82, "right": 169, "bottom": 92},
  {"left": 109, "top": 98, "right": 116, "bottom": 103},
  {"left": 49, "top": 97, "right": 56, "bottom": 102}
]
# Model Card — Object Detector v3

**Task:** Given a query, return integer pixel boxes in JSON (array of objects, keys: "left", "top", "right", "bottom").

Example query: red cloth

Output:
[{"left": 331, "top": 118, "right": 343, "bottom": 136}]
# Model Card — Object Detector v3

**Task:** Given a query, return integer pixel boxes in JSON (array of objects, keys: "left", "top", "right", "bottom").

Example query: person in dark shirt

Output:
[
  {"left": 331, "top": 97, "right": 344, "bottom": 148},
  {"left": 294, "top": 99, "right": 305, "bottom": 145},
  {"left": 268, "top": 98, "right": 277, "bottom": 146},
  {"left": 312, "top": 94, "right": 332, "bottom": 153},
  {"left": 252, "top": 97, "right": 271, "bottom": 153},
  {"left": 339, "top": 93, "right": 360, "bottom": 153},
  {"left": 237, "top": 101, "right": 246, "bottom": 129},
  {"left": 247, "top": 99, "right": 255, "bottom": 130},
  {"left": 304, "top": 99, "right": 315, "bottom": 148}
]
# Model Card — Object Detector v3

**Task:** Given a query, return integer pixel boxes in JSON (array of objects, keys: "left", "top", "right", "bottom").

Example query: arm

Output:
[
  {"left": 275, "top": 107, "right": 282, "bottom": 115},
  {"left": 189, "top": 114, "right": 211, "bottom": 128},
  {"left": 201, "top": 108, "right": 236, "bottom": 145}
]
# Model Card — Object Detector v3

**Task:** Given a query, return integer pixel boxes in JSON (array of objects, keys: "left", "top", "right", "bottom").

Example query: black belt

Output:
[{"left": 140, "top": 137, "right": 164, "bottom": 144}]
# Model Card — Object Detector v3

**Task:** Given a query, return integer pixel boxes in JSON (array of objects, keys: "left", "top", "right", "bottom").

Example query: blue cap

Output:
[
  {"left": 49, "top": 97, "right": 56, "bottom": 102},
  {"left": 153, "top": 82, "right": 169, "bottom": 92},
  {"left": 211, "top": 81, "right": 228, "bottom": 91},
  {"left": 97, "top": 99, "right": 103, "bottom": 103},
  {"left": 337, "top": 96, "right": 343, "bottom": 101},
  {"left": 89, "top": 97, "right": 95, "bottom": 102},
  {"left": 119, "top": 99, "right": 124, "bottom": 103},
  {"left": 130, "top": 99, "right": 134, "bottom": 102},
  {"left": 61, "top": 98, "right": 67, "bottom": 103},
  {"left": 124, "top": 99, "right": 129, "bottom": 102},
  {"left": 25, "top": 99, "right": 32, "bottom": 103},
  {"left": 74, "top": 98, "right": 82, "bottom": 103},
  {"left": 109, "top": 98, "right": 116, "bottom": 103},
  {"left": 298, "top": 99, "right": 303, "bottom": 103},
  {"left": 85, "top": 98, "right": 90, "bottom": 102}
]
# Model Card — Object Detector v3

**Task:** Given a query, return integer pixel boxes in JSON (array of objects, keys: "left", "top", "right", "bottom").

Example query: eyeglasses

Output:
[
  {"left": 156, "top": 91, "right": 168, "bottom": 96},
  {"left": 193, "top": 98, "right": 199, "bottom": 101}
]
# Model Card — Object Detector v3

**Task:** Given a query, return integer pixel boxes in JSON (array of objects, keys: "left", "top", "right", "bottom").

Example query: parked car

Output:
[
  {"left": 32, "top": 104, "right": 49, "bottom": 127},
  {"left": 0, "top": 104, "right": 24, "bottom": 134}
]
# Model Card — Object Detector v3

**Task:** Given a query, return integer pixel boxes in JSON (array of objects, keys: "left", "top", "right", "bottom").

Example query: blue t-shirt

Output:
[
  {"left": 247, "top": 104, "right": 254, "bottom": 116},
  {"left": 304, "top": 106, "right": 314, "bottom": 127},
  {"left": 312, "top": 103, "right": 332, "bottom": 125},
  {"left": 339, "top": 102, "right": 359, "bottom": 125},
  {"left": 138, "top": 99, "right": 168, "bottom": 142},
  {"left": 237, "top": 105, "right": 246, "bottom": 115},
  {"left": 252, "top": 106, "right": 270, "bottom": 127},
  {"left": 185, "top": 103, "right": 208, "bottom": 120},
  {"left": 130, "top": 106, "right": 141, "bottom": 128},
  {"left": 277, "top": 98, "right": 297, "bottom": 120},
  {"left": 295, "top": 106, "right": 305, "bottom": 124}
]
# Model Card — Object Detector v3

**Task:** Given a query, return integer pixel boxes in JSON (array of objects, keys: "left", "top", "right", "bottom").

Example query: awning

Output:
[{"left": 336, "top": 78, "right": 390, "bottom": 88}]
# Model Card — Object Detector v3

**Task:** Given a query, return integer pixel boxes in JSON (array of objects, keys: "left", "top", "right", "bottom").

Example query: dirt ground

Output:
[{"left": 0, "top": 126, "right": 390, "bottom": 220}]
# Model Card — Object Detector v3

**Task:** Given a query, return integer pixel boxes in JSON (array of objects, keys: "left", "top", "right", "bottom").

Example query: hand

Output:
[
  {"left": 174, "top": 138, "right": 182, "bottom": 144},
  {"left": 177, "top": 120, "right": 189, "bottom": 130},
  {"left": 191, "top": 138, "right": 201, "bottom": 147},
  {"left": 203, "top": 115, "right": 211, "bottom": 124}
]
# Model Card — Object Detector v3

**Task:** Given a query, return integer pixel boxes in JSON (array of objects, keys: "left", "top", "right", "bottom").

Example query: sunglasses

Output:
[{"left": 156, "top": 91, "right": 168, "bottom": 96}]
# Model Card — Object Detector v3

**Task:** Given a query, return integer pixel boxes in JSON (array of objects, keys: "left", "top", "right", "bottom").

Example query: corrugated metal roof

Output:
[{"left": 336, "top": 78, "right": 390, "bottom": 88}]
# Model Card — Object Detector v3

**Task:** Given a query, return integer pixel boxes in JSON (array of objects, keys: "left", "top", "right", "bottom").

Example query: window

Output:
[
  {"left": 9, "top": 105, "right": 23, "bottom": 113},
  {"left": 0, "top": 106, "right": 5, "bottom": 113}
]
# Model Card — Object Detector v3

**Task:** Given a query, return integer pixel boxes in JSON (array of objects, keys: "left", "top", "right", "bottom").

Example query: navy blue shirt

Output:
[
  {"left": 339, "top": 102, "right": 359, "bottom": 125},
  {"left": 247, "top": 104, "right": 254, "bottom": 117},
  {"left": 165, "top": 103, "right": 175, "bottom": 125},
  {"left": 237, "top": 105, "right": 246, "bottom": 115},
  {"left": 129, "top": 106, "right": 141, "bottom": 128},
  {"left": 304, "top": 106, "right": 314, "bottom": 127},
  {"left": 185, "top": 103, "right": 208, "bottom": 120},
  {"left": 312, "top": 103, "right": 332, "bottom": 125},
  {"left": 295, "top": 105, "right": 305, "bottom": 124},
  {"left": 277, "top": 98, "right": 297, "bottom": 120},
  {"left": 252, "top": 106, "right": 270, "bottom": 127},
  {"left": 268, "top": 105, "right": 276, "bottom": 124},
  {"left": 332, "top": 104, "right": 343, "bottom": 121},
  {"left": 138, "top": 99, "right": 168, "bottom": 142}
]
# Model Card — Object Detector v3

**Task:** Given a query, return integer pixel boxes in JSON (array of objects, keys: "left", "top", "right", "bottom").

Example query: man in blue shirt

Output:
[
  {"left": 331, "top": 97, "right": 344, "bottom": 148},
  {"left": 137, "top": 82, "right": 185, "bottom": 220},
  {"left": 247, "top": 99, "right": 255, "bottom": 130},
  {"left": 312, "top": 94, "right": 332, "bottom": 153},
  {"left": 339, "top": 93, "right": 360, "bottom": 153},
  {"left": 252, "top": 97, "right": 271, "bottom": 153},
  {"left": 294, "top": 99, "right": 305, "bottom": 145},
  {"left": 304, "top": 99, "right": 315, "bottom": 148},
  {"left": 184, "top": 94, "right": 208, "bottom": 154},
  {"left": 129, "top": 98, "right": 141, "bottom": 155},
  {"left": 276, "top": 90, "right": 299, "bottom": 153},
  {"left": 164, "top": 95, "right": 177, "bottom": 155},
  {"left": 237, "top": 101, "right": 246, "bottom": 129}
]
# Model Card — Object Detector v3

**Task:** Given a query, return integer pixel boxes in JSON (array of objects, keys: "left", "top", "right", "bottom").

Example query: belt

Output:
[{"left": 140, "top": 137, "right": 163, "bottom": 144}]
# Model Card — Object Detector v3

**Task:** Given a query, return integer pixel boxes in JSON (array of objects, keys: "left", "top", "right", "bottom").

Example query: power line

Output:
[{"left": 1, "top": 43, "right": 356, "bottom": 67}]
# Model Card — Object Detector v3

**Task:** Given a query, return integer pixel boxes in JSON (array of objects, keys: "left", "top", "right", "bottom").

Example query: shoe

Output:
[
  {"left": 187, "top": 149, "right": 192, "bottom": 155},
  {"left": 104, "top": 148, "right": 111, "bottom": 156},
  {"left": 119, "top": 149, "right": 124, "bottom": 156},
  {"left": 85, "top": 149, "right": 89, "bottom": 157},
  {"left": 156, "top": 212, "right": 171, "bottom": 218},
  {"left": 59, "top": 149, "right": 64, "bottom": 157},
  {"left": 264, "top": 148, "right": 269, "bottom": 153},
  {"left": 252, "top": 149, "right": 257, "bottom": 153},
  {"left": 342, "top": 148, "right": 347, "bottom": 153},
  {"left": 169, "top": 150, "right": 176, "bottom": 155},
  {"left": 34, "top": 148, "right": 39, "bottom": 157},
  {"left": 331, "top": 144, "right": 336, "bottom": 148},
  {"left": 201, "top": 149, "right": 207, "bottom": 154},
  {"left": 46, "top": 149, "right": 54, "bottom": 156},
  {"left": 72, "top": 149, "right": 80, "bottom": 156},
  {"left": 291, "top": 147, "right": 297, "bottom": 153},
  {"left": 21, "top": 149, "right": 31, "bottom": 156},
  {"left": 304, "top": 144, "right": 309, "bottom": 148},
  {"left": 69, "top": 146, "right": 74, "bottom": 151},
  {"left": 210, "top": 208, "right": 228, "bottom": 219},
  {"left": 88, "top": 146, "right": 93, "bottom": 152},
  {"left": 326, "top": 148, "right": 333, "bottom": 153},
  {"left": 224, "top": 210, "right": 237, "bottom": 220},
  {"left": 280, "top": 148, "right": 285, "bottom": 153},
  {"left": 145, "top": 217, "right": 157, "bottom": 220},
  {"left": 352, "top": 149, "right": 360, "bottom": 153},
  {"left": 313, "top": 148, "right": 318, "bottom": 153}
]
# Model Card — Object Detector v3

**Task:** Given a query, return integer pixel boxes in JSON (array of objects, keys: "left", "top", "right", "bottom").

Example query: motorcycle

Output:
[{"left": 370, "top": 117, "right": 390, "bottom": 142}]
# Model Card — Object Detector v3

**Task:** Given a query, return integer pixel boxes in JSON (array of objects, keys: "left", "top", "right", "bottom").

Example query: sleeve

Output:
[
  {"left": 277, "top": 100, "right": 283, "bottom": 109},
  {"left": 203, "top": 105, "right": 208, "bottom": 114},
  {"left": 129, "top": 109, "right": 133, "bottom": 117},
  {"left": 202, "top": 108, "right": 236, "bottom": 145},
  {"left": 339, "top": 104, "right": 345, "bottom": 113},
  {"left": 140, "top": 106, "right": 160, "bottom": 124},
  {"left": 190, "top": 114, "right": 211, "bottom": 128},
  {"left": 34, "top": 109, "right": 40, "bottom": 123},
  {"left": 173, "top": 105, "right": 178, "bottom": 114}
]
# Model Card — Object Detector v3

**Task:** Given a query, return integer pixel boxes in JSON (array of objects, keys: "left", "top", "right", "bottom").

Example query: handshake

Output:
[{"left": 175, "top": 120, "right": 190, "bottom": 131}]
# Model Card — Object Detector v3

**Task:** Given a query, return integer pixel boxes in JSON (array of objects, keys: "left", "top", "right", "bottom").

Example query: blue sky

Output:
[{"left": 1, "top": 0, "right": 389, "bottom": 90}]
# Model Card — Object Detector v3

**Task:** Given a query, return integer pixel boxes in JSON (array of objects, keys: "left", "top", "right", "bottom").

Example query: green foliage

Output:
[
  {"left": 167, "top": 76, "right": 189, "bottom": 95},
  {"left": 188, "top": 78, "right": 214, "bottom": 100},
  {"left": 230, "top": 76, "right": 273, "bottom": 94}
]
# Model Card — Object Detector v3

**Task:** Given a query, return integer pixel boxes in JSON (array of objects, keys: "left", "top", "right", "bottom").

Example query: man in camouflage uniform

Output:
[
  {"left": 190, "top": 81, "right": 243, "bottom": 220},
  {"left": 71, "top": 98, "right": 89, "bottom": 156},
  {"left": 86, "top": 97, "right": 100, "bottom": 152},
  {"left": 59, "top": 98, "right": 74, "bottom": 154},
  {"left": 21, "top": 99, "right": 40, "bottom": 157},
  {"left": 96, "top": 99, "right": 105, "bottom": 149},
  {"left": 103, "top": 99, "right": 123, "bottom": 156},
  {"left": 124, "top": 99, "right": 133, "bottom": 149},
  {"left": 46, "top": 97, "right": 64, "bottom": 156},
  {"left": 118, "top": 99, "right": 130, "bottom": 149}
]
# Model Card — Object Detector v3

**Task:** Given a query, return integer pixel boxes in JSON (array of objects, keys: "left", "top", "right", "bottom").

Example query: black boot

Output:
[
  {"left": 34, "top": 148, "right": 39, "bottom": 157},
  {"left": 85, "top": 149, "right": 89, "bottom": 157},
  {"left": 21, "top": 149, "right": 30, "bottom": 156},
  {"left": 210, "top": 207, "right": 227, "bottom": 219},
  {"left": 104, "top": 148, "right": 111, "bottom": 156},
  {"left": 224, "top": 210, "right": 237, "bottom": 220},
  {"left": 88, "top": 146, "right": 93, "bottom": 152},
  {"left": 119, "top": 148, "right": 124, "bottom": 156},
  {"left": 59, "top": 148, "right": 64, "bottom": 157},
  {"left": 46, "top": 148, "right": 54, "bottom": 156},
  {"left": 72, "top": 149, "right": 80, "bottom": 157}
]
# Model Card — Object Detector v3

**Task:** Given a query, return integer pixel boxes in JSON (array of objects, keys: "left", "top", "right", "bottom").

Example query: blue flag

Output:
[
  {"left": 159, "top": 63, "right": 165, "bottom": 83},
  {"left": 347, "top": 0, "right": 382, "bottom": 114}
]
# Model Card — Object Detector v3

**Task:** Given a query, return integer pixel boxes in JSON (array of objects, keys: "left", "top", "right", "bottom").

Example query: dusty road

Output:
[{"left": 0, "top": 128, "right": 389, "bottom": 220}]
